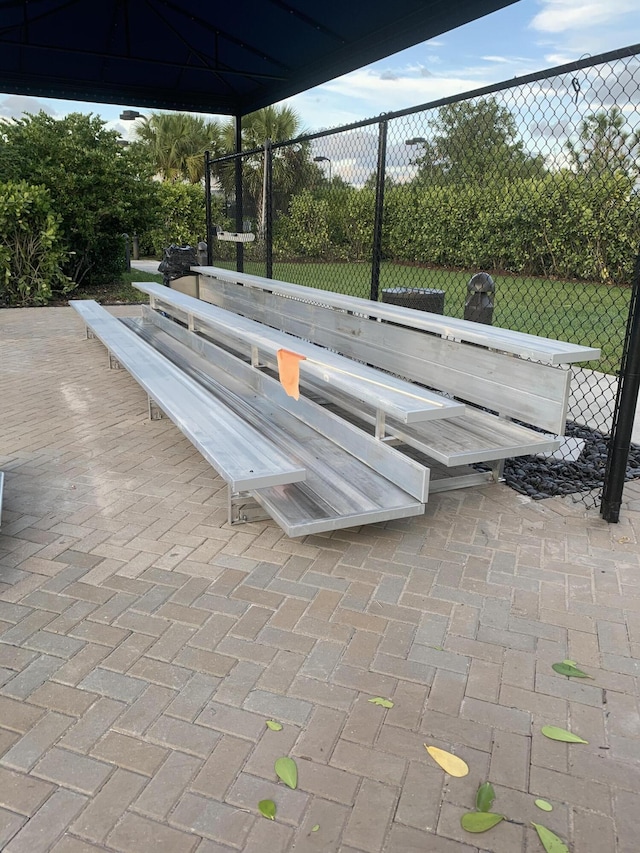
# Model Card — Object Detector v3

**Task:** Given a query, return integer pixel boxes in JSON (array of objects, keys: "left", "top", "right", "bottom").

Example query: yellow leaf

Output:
[{"left": 424, "top": 745, "right": 469, "bottom": 777}]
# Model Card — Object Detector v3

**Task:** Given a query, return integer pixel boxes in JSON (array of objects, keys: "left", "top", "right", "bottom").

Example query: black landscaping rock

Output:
[{"left": 495, "top": 421, "right": 640, "bottom": 500}]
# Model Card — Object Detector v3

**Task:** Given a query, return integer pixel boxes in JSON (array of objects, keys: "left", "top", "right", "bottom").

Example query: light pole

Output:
[
  {"left": 313, "top": 155, "right": 332, "bottom": 183},
  {"left": 406, "top": 137, "right": 437, "bottom": 179},
  {"left": 119, "top": 112, "right": 145, "bottom": 261},
  {"left": 120, "top": 110, "right": 144, "bottom": 121},
  {"left": 119, "top": 110, "right": 146, "bottom": 146}
]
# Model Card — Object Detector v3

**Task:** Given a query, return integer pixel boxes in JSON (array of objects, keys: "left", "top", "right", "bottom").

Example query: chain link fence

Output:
[{"left": 207, "top": 44, "right": 640, "bottom": 508}]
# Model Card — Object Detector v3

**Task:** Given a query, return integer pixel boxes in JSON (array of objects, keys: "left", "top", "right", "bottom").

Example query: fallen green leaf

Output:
[
  {"left": 541, "top": 725, "right": 588, "bottom": 744},
  {"left": 266, "top": 720, "right": 283, "bottom": 731},
  {"left": 552, "top": 662, "right": 593, "bottom": 679},
  {"left": 476, "top": 782, "right": 495, "bottom": 813},
  {"left": 532, "top": 822, "right": 570, "bottom": 852},
  {"left": 562, "top": 659, "right": 577, "bottom": 666},
  {"left": 258, "top": 799, "right": 276, "bottom": 820},
  {"left": 461, "top": 812, "right": 505, "bottom": 833},
  {"left": 535, "top": 799, "right": 554, "bottom": 812},
  {"left": 368, "top": 697, "right": 394, "bottom": 708},
  {"left": 311, "top": 824, "right": 320, "bottom": 832},
  {"left": 274, "top": 756, "right": 298, "bottom": 789}
]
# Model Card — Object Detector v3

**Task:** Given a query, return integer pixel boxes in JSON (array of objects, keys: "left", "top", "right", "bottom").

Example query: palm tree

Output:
[
  {"left": 134, "top": 112, "right": 223, "bottom": 183},
  {"left": 225, "top": 105, "right": 302, "bottom": 150},
  {"left": 220, "top": 106, "right": 307, "bottom": 234}
]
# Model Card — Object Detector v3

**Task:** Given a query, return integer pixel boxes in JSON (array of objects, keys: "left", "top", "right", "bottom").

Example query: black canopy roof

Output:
[{"left": 0, "top": 1, "right": 518, "bottom": 117}]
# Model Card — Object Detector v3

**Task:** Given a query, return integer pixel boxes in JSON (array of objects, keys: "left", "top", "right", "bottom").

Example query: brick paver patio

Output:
[{"left": 1, "top": 304, "right": 639, "bottom": 852}]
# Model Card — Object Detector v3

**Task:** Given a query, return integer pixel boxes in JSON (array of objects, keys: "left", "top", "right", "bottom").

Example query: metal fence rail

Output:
[{"left": 206, "top": 44, "right": 640, "bottom": 511}]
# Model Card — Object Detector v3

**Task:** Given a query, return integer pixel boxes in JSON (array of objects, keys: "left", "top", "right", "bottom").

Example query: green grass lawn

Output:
[
  {"left": 212, "top": 260, "right": 629, "bottom": 373},
  {"left": 107, "top": 261, "right": 628, "bottom": 374}
]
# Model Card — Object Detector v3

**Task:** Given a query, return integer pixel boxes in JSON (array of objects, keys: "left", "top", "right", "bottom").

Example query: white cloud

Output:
[
  {"left": 285, "top": 64, "right": 499, "bottom": 130},
  {"left": 531, "top": 0, "right": 636, "bottom": 34},
  {"left": 0, "top": 94, "right": 57, "bottom": 118},
  {"left": 528, "top": 0, "right": 639, "bottom": 71},
  {"left": 321, "top": 67, "right": 490, "bottom": 109},
  {"left": 543, "top": 53, "right": 576, "bottom": 66}
]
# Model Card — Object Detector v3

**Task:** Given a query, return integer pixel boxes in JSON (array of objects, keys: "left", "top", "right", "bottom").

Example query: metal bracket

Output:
[
  {"left": 250, "top": 346, "right": 267, "bottom": 369},
  {"left": 429, "top": 469, "right": 494, "bottom": 492},
  {"left": 86, "top": 327, "right": 97, "bottom": 340},
  {"left": 228, "top": 490, "right": 269, "bottom": 525},
  {"left": 148, "top": 397, "right": 166, "bottom": 421},
  {"left": 491, "top": 459, "right": 506, "bottom": 483},
  {"left": 108, "top": 352, "right": 122, "bottom": 370}
]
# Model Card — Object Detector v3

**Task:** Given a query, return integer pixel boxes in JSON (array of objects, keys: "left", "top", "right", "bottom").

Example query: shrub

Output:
[
  {"left": 0, "top": 112, "right": 160, "bottom": 288},
  {"left": 0, "top": 181, "right": 71, "bottom": 306},
  {"left": 139, "top": 181, "right": 223, "bottom": 257},
  {"left": 274, "top": 190, "right": 331, "bottom": 258}
]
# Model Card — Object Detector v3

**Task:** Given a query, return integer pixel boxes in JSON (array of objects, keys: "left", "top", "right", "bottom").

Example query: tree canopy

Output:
[
  {"left": 133, "top": 112, "right": 223, "bottom": 183},
  {"left": 412, "top": 97, "right": 546, "bottom": 184},
  {"left": 0, "top": 111, "right": 159, "bottom": 285},
  {"left": 217, "top": 106, "right": 311, "bottom": 232},
  {"left": 566, "top": 106, "right": 640, "bottom": 181}
]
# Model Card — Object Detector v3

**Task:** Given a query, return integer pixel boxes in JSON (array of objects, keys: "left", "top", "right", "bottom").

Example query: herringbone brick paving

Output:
[{"left": 1, "top": 305, "right": 639, "bottom": 852}]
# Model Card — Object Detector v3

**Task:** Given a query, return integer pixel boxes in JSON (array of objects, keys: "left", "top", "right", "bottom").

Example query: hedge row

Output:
[{"left": 274, "top": 173, "right": 640, "bottom": 284}]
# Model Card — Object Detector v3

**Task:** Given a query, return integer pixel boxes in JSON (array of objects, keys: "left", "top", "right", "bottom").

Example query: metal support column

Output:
[
  {"left": 601, "top": 250, "right": 640, "bottom": 523},
  {"left": 204, "top": 150, "right": 213, "bottom": 265},
  {"left": 265, "top": 139, "right": 273, "bottom": 279},
  {"left": 370, "top": 118, "right": 388, "bottom": 303},
  {"left": 235, "top": 115, "right": 244, "bottom": 273}
]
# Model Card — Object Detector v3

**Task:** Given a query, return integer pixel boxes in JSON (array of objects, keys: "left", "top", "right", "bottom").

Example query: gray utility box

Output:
[{"left": 381, "top": 287, "right": 445, "bottom": 314}]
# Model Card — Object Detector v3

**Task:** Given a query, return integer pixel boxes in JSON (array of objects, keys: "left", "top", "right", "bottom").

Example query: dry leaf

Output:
[{"left": 424, "top": 745, "right": 469, "bottom": 777}]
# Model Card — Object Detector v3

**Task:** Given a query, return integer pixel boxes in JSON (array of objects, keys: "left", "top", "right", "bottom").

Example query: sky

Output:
[{"left": 1, "top": 0, "right": 638, "bottom": 141}]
